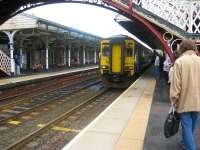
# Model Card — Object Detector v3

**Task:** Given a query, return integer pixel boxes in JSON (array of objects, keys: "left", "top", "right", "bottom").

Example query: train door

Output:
[{"left": 111, "top": 44, "right": 122, "bottom": 73}]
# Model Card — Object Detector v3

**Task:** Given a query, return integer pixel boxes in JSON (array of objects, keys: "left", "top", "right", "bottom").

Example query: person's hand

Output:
[{"left": 171, "top": 101, "right": 177, "bottom": 108}]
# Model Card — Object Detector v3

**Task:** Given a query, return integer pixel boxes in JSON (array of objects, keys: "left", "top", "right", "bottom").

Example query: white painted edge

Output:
[{"left": 62, "top": 76, "right": 142, "bottom": 150}]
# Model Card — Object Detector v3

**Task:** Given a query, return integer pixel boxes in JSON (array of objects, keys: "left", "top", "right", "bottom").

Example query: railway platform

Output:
[
  {"left": 0, "top": 65, "right": 98, "bottom": 89},
  {"left": 63, "top": 68, "right": 200, "bottom": 150}
]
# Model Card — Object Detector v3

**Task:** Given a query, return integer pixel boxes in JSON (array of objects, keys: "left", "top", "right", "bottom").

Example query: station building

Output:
[{"left": 0, "top": 13, "right": 101, "bottom": 76}]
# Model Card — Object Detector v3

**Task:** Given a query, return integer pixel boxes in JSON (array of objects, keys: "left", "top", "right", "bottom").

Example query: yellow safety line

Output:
[
  {"left": 115, "top": 78, "right": 156, "bottom": 150},
  {"left": 37, "top": 124, "right": 80, "bottom": 133},
  {"left": 8, "top": 120, "right": 21, "bottom": 125},
  {"left": 7, "top": 121, "right": 80, "bottom": 133}
]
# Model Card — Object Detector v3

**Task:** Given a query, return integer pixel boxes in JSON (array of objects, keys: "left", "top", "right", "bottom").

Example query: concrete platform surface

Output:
[{"left": 63, "top": 69, "right": 156, "bottom": 150}]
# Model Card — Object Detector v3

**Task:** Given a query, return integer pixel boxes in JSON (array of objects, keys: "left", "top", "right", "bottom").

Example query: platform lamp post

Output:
[{"left": 3, "top": 30, "right": 18, "bottom": 76}]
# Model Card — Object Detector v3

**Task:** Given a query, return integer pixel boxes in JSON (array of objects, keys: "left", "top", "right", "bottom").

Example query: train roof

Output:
[
  {"left": 102, "top": 34, "right": 133, "bottom": 40},
  {"left": 101, "top": 34, "right": 154, "bottom": 52}
]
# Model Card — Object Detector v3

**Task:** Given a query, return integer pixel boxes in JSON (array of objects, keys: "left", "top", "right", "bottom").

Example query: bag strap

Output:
[{"left": 168, "top": 106, "right": 176, "bottom": 114}]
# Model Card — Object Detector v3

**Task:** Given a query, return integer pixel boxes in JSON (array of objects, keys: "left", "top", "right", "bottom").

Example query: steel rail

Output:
[
  {"left": 0, "top": 69, "right": 98, "bottom": 102},
  {"left": 5, "top": 87, "right": 110, "bottom": 150},
  {"left": 0, "top": 80, "right": 101, "bottom": 125},
  {"left": 0, "top": 74, "right": 99, "bottom": 111}
]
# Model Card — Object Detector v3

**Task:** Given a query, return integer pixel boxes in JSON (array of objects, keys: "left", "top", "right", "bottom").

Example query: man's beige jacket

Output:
[{"left": 170, "top": 50, "right": 200, "bottom": 113}]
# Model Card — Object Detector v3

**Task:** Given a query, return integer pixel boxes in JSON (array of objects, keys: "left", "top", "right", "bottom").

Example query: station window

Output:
[
  {"left": 126, "top": 47, "right": 133, "bottom": 57},
  {"left": 103, "top": 47, "right": 109, "bottom": 56}
]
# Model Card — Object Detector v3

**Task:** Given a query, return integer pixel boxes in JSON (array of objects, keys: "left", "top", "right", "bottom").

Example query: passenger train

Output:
[{"left": 99, "top": 35, "right": 153, "bottom": 87}]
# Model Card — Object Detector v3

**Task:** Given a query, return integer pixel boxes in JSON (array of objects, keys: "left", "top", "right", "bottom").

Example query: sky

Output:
[
  {"left": 26, "top": 3, "right": 152, "bottom": 49},
  {"left": 26, "top": 3, "right": 133, "bottom": 38}
]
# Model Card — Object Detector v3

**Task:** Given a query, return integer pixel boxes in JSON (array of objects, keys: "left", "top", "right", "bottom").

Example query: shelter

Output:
[{"left": 0, "top": 13, "right": 101, "bottom": 76}]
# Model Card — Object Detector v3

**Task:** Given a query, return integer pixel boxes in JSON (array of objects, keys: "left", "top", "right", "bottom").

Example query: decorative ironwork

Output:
[
  {"left": 170, "top": 38, "right": 182, "bottom": 51},
  {"left": 3, "top": 0, "right": 195, "bottom": 61},
  {"left": 10, "top": 0, "right": 119, "bottom": 20},
  {"left": 163, "top": 32, "right": 173, "bottom": 42},
  {"left": 0, "top": 50, "right": 11, "bottom": 76},
  {"left": 133, "top": 0, "right": 200, "bottom": 34}
]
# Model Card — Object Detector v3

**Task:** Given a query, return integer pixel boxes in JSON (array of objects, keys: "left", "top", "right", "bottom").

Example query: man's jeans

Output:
[
  {"left": 179, "top": 112, "right": 199, "bottom": 150},
  {"left": 154, "top": 66, "right": 160, "bottom": 79}
]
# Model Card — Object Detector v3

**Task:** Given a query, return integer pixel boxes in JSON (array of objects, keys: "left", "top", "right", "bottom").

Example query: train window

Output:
[
  {"left": 103, "top": 47, "right": 109, "bottom": 56},
  {"left": 126, "top": 47, "right": 133, "bottom": 57}
]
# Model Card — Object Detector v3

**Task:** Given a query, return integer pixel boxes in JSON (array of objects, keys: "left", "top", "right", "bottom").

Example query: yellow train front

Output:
[
  {"left": 100, "top": 35, "right": 136, "bottom": 87},
  {"left": 100, "top": 35, "right": 153, "bottom": 88}
]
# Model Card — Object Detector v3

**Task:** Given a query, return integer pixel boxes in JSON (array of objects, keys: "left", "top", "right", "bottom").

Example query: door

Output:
[{"left": 112, "top": 44, "right": 121, "bottom": 73}]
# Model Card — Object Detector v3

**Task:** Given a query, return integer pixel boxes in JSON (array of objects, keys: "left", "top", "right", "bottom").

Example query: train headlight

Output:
[
  {"left": 128, "top": 66, "right": 133, "bottom": 69},
  {"left": 101, "top": 65, "right": 108, "bottom": 69},
  {"left": 125, "top": 66, "right": 133, "bottom": 70}
]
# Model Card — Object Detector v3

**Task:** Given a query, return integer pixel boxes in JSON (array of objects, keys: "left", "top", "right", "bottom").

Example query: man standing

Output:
[
  {"left": 170, "top": 39, "right": 200, "bottom": 150},
  {"left": 154, "top": 55, "right": 160, "bottom": 79},
  {"left": 14, "top": 52, "right": 20, "bottom": 75},
  {"left": 163, "top": 55, "right": 171, "bottom": 83}
]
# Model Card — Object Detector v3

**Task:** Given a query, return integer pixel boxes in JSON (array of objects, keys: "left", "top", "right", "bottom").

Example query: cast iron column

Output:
[{"left": 3, "top": 30, "right": 18, "bottom": 76}]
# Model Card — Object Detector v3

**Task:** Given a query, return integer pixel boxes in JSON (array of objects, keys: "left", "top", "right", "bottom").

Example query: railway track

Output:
[
  {"left": 5, "top": 88, "right": 111, "bottom": 150},
  {"left": 0, "top": 85, "right": 123, "bottom": 150},
  {"left": 0, "top": 71, "right": 99, "bottom": 111},
  {"left": 5, "top": 89, "right": 121, "bottom": 150},
  {"left": 0, "top": 69, "right": 98, "bottom": 105},
  {"left": 0, "top": 80, "right": 106, "bottom": 149},
  {"left": 0, "top": 79, "right": 101, "bottom": 125},
  {"left": 0, "top": 69, "right": 129, "bottom": 150}
]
